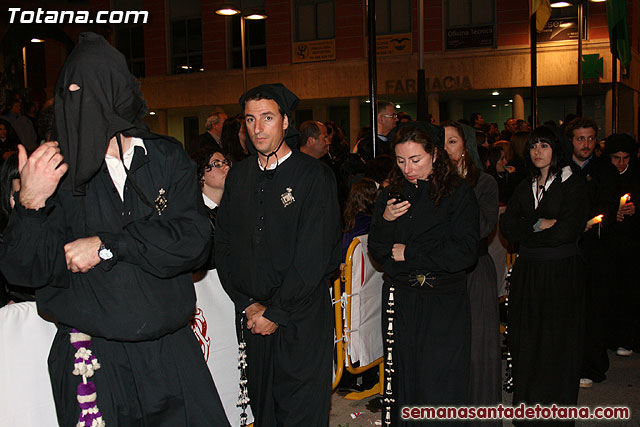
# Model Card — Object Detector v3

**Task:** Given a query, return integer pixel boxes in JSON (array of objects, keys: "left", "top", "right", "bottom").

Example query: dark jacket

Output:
[
  {"left": 369, "top": 179, "right": 480, "bottom": 277},
  {"left": 215, "top": 150, "right": 341, "bottom": 327},
  {"left": 0, "top": 138, "right": 210, "bottom": 341}
]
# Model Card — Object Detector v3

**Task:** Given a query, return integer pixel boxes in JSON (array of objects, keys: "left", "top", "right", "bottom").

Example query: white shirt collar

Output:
[
  {"left": 104, "top": 137, "right": 147, "bottom": 201},
  {"left": 531, "top": 166, "right": 572, "bottom": 209},
  {"left": 202, "top": 193, "right": 218, "bottom": 209},
  {"left": 258, "top": 149, "right": 293, "bottom": 171},
  {"left": 105, "top": 137, "right": 147, "bottom": 169}
]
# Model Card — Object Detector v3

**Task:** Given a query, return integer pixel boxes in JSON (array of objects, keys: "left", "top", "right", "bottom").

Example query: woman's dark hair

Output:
[
  {"left": 220, "top": 115, "right": 248, "bottom": 163},
  {"left": 523, "top": 126, "right": 565, "bottom": 180},
  {"left": 509, "top": 131, "right": 530, "bottom": 163},
  {"left": 388, "top": 126, "right": 463, "bottom": 205},
  {"left": 477, "top": 145, "right": 490, "bottom": 172},
  {"left": 325, "top": 121, "right": 346, "bottom": 145},
  {"left": 365, "top": 154, "right": 394, "bottom": 185},
  {"left": 443, "top": 121, "right": 481, "bottom": 187},
  {"left": 486, "top": 145, "right": 504, "bottom": 176},
  {"left": 0, "top": 153, "right": 19, "bottom": 231},
  {"left": 343, "top": 177, "right": 378, "bottom": 232},
  {"left": 191, "top": 145, "right": 223, "bottom": 187}
]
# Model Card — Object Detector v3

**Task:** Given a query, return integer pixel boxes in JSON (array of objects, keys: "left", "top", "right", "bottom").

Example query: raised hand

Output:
[{"left": 18, "top": 142, "right": 68, "bottom": 210}]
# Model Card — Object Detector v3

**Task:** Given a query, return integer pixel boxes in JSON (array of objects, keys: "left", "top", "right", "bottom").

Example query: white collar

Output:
[
  {"left": 531, "top": 166, "right": 572, "bottom": 209},
  {"left": 258, "top": 149, "right": 293, "bottom": 171},
  {"left": 105, "top": 137, "right": 147, "bottom": 168},
  {"left": 202, "top": 193, "right": 218, "bottom": 209}
]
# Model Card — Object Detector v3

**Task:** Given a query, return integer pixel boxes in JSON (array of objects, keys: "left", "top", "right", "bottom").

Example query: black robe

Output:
[
  {"left": 0, "top": 138, "right": 229, "bottom": 427},
  {"left": 597, "top": 162, "right": 640, "bottom": 351},
  {"left": 570, "top": 156, "right": 610, "bottom": 382},
  {"left": 369, "top": 178, "right": 479, "bottom": 426},
  {"left": 501, "top": 168, "right": 588, "bottom": 426},
  {"left": 467, "top": 173, "right": 501, "bottom": 424},
  {"left": 215, "top": 150, "right": 341, "bottom": 426}
]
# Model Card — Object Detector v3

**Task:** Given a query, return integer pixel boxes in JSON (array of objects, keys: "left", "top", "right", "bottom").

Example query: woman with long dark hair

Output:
[
  {"left": 369, "top": 126, "right": 479, "bottom": 425},
  {"left": 444, "top": 121, "right": 501, "bottom": 421},
  {"left": 501, "top": 126, "right": 588, "bottom": 424}
]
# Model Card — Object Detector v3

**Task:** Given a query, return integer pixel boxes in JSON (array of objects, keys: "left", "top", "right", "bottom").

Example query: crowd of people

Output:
[{"left": 1, "top": 32, "right": 639, "bottom": 427}]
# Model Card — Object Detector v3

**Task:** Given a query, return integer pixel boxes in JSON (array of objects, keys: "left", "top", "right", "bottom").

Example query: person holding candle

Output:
[
  {"left": 598, "top": 134, "right": 640, "bottom": 357},
  {"left": 501, "top": 126, "right": 588, "bottom": 422},
  {"left": 565, "top": 117, "right": 610, "bottom": 389},
  {"left": 369, "top": 125, "right": 479, "bottom": 426}
]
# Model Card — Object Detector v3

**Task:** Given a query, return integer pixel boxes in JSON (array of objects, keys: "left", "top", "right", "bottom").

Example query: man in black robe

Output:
[
  {"left": 215, "top": 83, "right": 341, "bottom": 426},
  {"left": 0, "top": 33, "right": 229, "bottom": 426},
  {"left": 598, "top": 134, "right": 640, "bottom": 357},
  {"left": 565, "top": 117, "right": 609, "bottom": 388}
]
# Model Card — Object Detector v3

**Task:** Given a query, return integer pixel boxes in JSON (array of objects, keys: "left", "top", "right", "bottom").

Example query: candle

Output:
[
  {"left": 586, "top": 214, "right": 603, "bottom": 226},
  {"left": 619, "top": 193, "right": 631, "bottom": 209}
]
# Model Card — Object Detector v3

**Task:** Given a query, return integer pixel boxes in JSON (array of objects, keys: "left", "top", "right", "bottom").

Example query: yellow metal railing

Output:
[{"left": 332, "top": 237, "right": 384, "bottom": 400}]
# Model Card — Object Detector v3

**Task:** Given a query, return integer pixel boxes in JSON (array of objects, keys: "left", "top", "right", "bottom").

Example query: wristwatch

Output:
[{"left": 98, "top": 242, "right": 114, "bottom": 261}]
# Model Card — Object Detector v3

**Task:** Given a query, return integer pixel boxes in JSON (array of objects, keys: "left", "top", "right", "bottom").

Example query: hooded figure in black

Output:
[
  {"left": 0, "top": 33, "right": 229, "bottom": 426},
  {"left": 215, "top": 83, "right": 341, "bottom": 426},
  {"left": 598, "top": 134, "right": 640, "bottom": 354}
]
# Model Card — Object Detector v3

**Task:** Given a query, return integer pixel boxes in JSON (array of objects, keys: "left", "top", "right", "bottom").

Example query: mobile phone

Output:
[{"left": 388, "top": 191, "right": 405, "bottom": 204}]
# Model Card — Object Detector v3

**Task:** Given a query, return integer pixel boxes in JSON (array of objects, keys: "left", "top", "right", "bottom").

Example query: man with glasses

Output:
[
  {"left": 356, "top": 100, "right": 398, "bottom": 162},
  {"left": 565, "top": 117, "right": 609, "bottom": 390}
]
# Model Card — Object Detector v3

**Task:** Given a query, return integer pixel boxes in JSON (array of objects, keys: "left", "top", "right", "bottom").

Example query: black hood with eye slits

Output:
[{"left": 54, "top": 32, "right": 150, "bottom": 195}]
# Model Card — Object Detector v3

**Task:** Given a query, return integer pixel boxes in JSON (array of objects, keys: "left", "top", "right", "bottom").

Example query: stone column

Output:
[{"left": 513, "top": 92, "right": 525, "bottom": 120}]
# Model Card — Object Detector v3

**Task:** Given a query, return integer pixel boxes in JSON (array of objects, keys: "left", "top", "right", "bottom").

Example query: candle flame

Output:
[
  {"left": 622, "top": 194, "right": 630, "bottom": 203},
  {"left": 587, "top": 214, "right": 604, "bottom": 226}
]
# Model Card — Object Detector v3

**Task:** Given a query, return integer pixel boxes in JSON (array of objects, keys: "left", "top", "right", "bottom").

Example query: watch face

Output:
[{"left": 99, "top": 247, "right": 113, "bottom": 261}]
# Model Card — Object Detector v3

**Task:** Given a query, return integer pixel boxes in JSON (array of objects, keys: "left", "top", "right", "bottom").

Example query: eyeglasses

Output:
[
  {"left": 574, "top": 136, "right": 597, "bottom": 143},
  {"left": 380, "top": 113, "right": 397, "bottom": 119},
  {"left": 205, "top": 159, "right": 231, "bottom": 170}
]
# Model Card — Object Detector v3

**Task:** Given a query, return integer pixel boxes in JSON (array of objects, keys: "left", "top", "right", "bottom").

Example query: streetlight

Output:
[{"left": 215, "top": 4, "right": 267, "bottom": 93}]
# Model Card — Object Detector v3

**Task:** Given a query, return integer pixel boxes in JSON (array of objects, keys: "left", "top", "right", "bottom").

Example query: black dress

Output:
[
  {"left": 597, "top": 163, "right": 640, "bottom": 352},
  {"left": 215, "top": 150, "right": 342, "bottom": 426},
  {"left": 501, "top": 167, "right": 588, "bottom": 426},
  {"left": 467, "top": 173, "right": 501, "bottom": 423},
  {"left": 369, "top": 178, "right": 479, "bottom": 426}
]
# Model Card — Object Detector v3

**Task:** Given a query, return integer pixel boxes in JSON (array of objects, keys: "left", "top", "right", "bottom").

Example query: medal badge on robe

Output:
[
  {"left": 154, "top": 188, "right": 167, "bottom": 215},
  {"left": 280, "top": 187, "right": 295, "bottom": 208}
]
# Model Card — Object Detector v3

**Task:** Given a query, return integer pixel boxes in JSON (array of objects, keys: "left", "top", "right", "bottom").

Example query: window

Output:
[
  {"left": 171, "top": 19, "right": 202, "bottom": 74},
  {"left": 231, "top": 16, "right": 267, "bottom": 68},
  {"left": 115, "top": 26, "right": 145, "bottom": 78},
  {"left": 170, "top": 0, "right": 202, "bottom": 74},
  {"left": 375, "top": 0, "right": 411, "bottom": 35},
  {"left": 295, "top": 0, "right": 335, "bottom": 41},
  {"left": 227, "top": 0, "right": 267, "bottom": 68},
  {"left": 446, "top": 0, "right": 494, "bottom": 28},
  {"left": 445, "top": 0, "right": 495, "bottom": 50},
  {"left": 114, "top": 0, "right": 145, "bottom": 77}
]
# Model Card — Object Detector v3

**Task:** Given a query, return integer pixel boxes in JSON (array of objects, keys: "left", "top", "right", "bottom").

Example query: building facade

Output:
[{"left": 2, "top": 0, "right": 639, "bottom": 146}]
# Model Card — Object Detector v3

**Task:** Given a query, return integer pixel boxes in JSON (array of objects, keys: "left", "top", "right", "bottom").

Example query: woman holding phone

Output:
[{"left": 369, "top": 126, "right": 479, "bottom": 425}]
